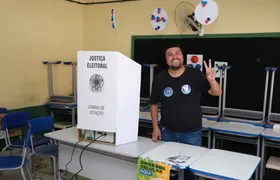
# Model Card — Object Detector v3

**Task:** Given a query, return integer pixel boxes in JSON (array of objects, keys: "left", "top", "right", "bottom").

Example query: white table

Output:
[
  {"left": 210, "top": 122, "right": 264, "bottom": 180},
  {"left": 189, "top": 149, "right": 261, "bottom": 180},
  {"left": 211, "top": 122, "right": 264, "bottom": 137},
  {"left": 261, "top": 128, "right": 280, "bottom": 141},
  {"left": 202, "top": 118, "right": 218, "bottom": 148},
  {"left": 140, "top": 142, "right": 209, "bottom": 180},
  {"left": 44, "top": 127, "right": 163, "bottom": 180},
  {"left": 260, "top": 127, "right": 280, "bottom": 180}
]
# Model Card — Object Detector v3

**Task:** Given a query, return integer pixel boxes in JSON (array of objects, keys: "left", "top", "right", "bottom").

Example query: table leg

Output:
[
  {"left": 72, "top": 108, "right": 75, "bottom": 126},
  {"left": 257, "top": 136, "right": 260, "bottom": 157},
  {"left": 255, "top": 136, "right": 261, "bottom": 180},
  {"left": 208, "top": 130, "right": 211, "bottom": 148},
  {"left": 212, "top": 132, "right": 216, "bottom": 149},
  {"left": 260, "top": 137, "right": 265, "bottom": 180},
  {"left": 178, "top": 170, "right": 184, "bottom": 180}
]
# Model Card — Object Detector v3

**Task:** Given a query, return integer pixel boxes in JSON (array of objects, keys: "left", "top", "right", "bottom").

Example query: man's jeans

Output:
[{"left": 161, "top": 126, "right": 202, "bottom": 180}]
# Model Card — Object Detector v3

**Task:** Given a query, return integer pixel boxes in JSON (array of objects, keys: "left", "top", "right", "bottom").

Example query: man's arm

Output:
[
  {"left": 149, "top": 75, "right": 162, "bottom": 142},
  {"left": 150, "top": 104, "right": 159, "bottom": 129},
  {"left": 208, "top": 80, "right": 222, "bottom": 96}
]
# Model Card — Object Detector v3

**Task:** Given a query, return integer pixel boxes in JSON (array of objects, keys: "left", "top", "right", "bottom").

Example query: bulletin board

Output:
[{"left": 131, "top": 33, "right": 280, "bottom": 113}]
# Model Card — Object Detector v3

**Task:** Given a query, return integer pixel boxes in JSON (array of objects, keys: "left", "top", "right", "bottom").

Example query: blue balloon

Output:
[
  {"left": 195, "top": 64, "right": 201, "bottom": 69},
  {"left": 201, "top": 1, "right": 207, "bottom": 4}
]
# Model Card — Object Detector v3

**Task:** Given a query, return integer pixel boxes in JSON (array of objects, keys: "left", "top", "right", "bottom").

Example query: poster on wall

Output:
[
  {"left": 137, "top": 157, "right": 171, "bottom": 180},
  {"left": 186, "top": 54, "right": 203, "bottom": 71},
  {"left": 150, "top": 8, "right": 168, "bottom": 31},
  {"left": 214, "top": 61, "right": 228, "bottom": 78}
]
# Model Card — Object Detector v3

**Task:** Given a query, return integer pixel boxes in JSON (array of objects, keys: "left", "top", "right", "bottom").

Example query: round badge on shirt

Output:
[
  {"left": 164, "top": 87, "right": 173, "bottom": 97},
  {"left": 181, "top": 84, "right": 191, "bottom": 94}
]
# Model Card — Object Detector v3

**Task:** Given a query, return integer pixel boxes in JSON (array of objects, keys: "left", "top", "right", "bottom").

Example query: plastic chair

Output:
[
  {"left": 0, "top": 107, "right": 8, "bottom": 142},
  {"left": 0, "top": 107, "right": 8, "bottom": 113},
  {"left": 266, "top": 156, "right": 280, "bottom": 180},
  {"left": 0, "top": 129, "right": 32, "bottom": 180},
  {"left": 1, "top": 112, "right": 51, "bottom": 155},
  {"left": 28, "top": 116, "right": 58, "bottom": 180}
]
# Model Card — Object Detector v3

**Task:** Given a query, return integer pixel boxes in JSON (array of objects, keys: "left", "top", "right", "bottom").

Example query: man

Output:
[{"left": 149, "top": 44, "right": 222, "bottom": 179}]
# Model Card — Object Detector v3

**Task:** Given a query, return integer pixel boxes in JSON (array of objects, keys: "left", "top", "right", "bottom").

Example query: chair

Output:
[
  {"left": 28, "top": 116, "right": 58, "bottom": 180},
  {"left": 266, "top": 156, "right": 280, "bottom": 180},
  {"left": 1, "top": 111, "right": 51, "bottom": 155},
  {"left": 0, "top": 108, "right": 8, "bottom": 113},
  {"left": 0, "top": 107, "right": 8, "bottom": 141},
  {"left": 0, "top": 129, "right": 32, "bottom": 180}
]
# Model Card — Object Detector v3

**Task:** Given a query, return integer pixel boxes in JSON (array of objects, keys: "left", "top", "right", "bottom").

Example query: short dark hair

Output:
[{"left": 164, "top": 44, "right": 184, "bottom": 55}]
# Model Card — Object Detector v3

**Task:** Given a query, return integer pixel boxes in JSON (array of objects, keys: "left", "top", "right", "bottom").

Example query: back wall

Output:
[
  {"left": 0, "top": 0, "right": 83, "bottom": 109},
  {"left": 83, "top": 0, "right": 280, "bottom": 57}
]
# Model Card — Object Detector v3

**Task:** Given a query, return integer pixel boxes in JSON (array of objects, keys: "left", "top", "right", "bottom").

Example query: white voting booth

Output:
[{"left": 77, "top": 51, "right": 141, "bottom": 145}]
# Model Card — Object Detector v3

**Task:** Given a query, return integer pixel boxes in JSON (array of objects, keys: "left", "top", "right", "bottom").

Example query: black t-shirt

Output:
[{"left": 150, "top": 67, "right": 211, "bottom": 132}]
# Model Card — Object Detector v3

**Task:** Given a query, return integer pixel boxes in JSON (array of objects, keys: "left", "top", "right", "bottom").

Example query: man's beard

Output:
[{"left": 169, "top": 60, "right": 183, "bottom": 70}]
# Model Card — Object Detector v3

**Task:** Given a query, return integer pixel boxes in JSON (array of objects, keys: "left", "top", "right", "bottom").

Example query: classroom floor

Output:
[{"left": 0, "top": 152, "right": 90, "bottom": 180}]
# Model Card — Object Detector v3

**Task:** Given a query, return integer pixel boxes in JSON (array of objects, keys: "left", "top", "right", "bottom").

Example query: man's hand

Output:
[
  {"left": 204, "top": 59, "right": 222, "bottom": 96},
  {"left": 152, "top": 127, "right": 161, "bottom": 142},
  {"left": 203, "top": 59, "right": 216, "bottom": 82}
]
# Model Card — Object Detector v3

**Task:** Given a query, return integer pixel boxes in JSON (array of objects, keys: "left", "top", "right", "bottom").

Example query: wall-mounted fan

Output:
[{"left": 174, "top": 1, "right": 204, "bottom": 36}]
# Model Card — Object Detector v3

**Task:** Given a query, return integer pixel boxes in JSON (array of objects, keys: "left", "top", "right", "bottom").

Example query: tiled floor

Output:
[{"left": 0, "top": 151, "right": 89, "bottom": 180}]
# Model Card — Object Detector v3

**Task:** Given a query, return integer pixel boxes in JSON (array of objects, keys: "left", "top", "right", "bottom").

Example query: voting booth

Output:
[{"left": 77, "top": 51, "right": 142, "bottom": 145}]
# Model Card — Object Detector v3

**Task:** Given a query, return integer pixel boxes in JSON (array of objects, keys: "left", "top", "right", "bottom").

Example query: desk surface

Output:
[
  {"left": 45, "top": 127, "right": 162, "bottom": 158},
  {"left": 202, "top": 118, "right": 218, "bottom": 129},
  {"left": 140, "top": 142, "right": 209, "bottom": 169},
  {"left": 261, "top": 128, "right": 280, "bottom": 141},
  {"left": 189, "top": 149, "right": 260, "bottom": 180},
  {"left": 210, "top": 122, "right": 264, "bottom": 137}
]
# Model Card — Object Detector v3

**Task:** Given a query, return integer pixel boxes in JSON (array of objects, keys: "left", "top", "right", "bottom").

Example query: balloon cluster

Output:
[
  {"left": 111, "top": 9, "right": 116, "bottom": 29},
  {"left": 150, "top": 8, "right": 167, "bottom": 31},
  {"left": 201, "top": 0, "right": 208, "bottom": 7}
]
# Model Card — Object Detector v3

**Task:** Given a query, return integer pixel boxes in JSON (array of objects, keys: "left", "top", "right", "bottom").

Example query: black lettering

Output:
[
  {"left": 87, "top": 63, "right": 107, "bottom": 69},
  {"left": 89, "top": 56, "right": 106, "bottom": 62}
]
